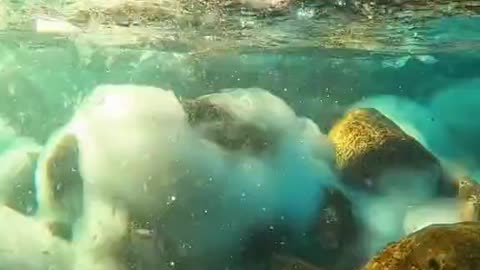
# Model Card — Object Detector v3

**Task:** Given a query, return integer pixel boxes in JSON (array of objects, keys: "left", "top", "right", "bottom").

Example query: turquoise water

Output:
[{"left": 0, "top": 2, "right": 480, "bottom": 270}]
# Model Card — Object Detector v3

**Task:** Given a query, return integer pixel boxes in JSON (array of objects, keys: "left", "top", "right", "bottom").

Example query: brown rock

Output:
[
  {"left": 182, "top": 97, "right": 234, "bottom": 124},
  {"left": 328, "top": 108, "right": 445, "bottom": 193},
  {"left": 313, "top": 189, "right": 357, "bottom": 253},
  {"left": 309, "top": 188, "right": 363, "bottom": 270},
  {"left": 35, "top": 129, "right": 83, "bottom": 240},
  {"left": 182, "top": 97, "right": 275, "bottom": 153},
  {"left": 361, "top": 222, "right": 480, "bottom": 270}
]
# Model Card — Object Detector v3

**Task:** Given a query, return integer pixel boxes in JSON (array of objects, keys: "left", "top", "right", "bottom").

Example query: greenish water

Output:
[
  {"left": 0, "top": 2, "right": 480, "bottom": 270},
  {"left": 2, "top": 38, "right": 479, "bottom": 142}
]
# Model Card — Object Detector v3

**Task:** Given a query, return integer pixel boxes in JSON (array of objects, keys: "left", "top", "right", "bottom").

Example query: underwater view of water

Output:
[{"left": 1, "top": 1, "right": 480, "bottom": 270}]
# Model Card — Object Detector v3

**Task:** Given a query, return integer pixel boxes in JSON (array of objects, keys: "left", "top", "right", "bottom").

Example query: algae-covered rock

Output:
[
  {"left": 182, "top": 88, "right": 305, "bottom": 154},
  {"left": 182, "top": 97, "right": 275, "bottom": 153},
  {"left": 328, "top": 108, "right": 444, "bottom": 193},
  {"left": 362, "top": 222, "right": 480, "bottom": 270},
  {"left": 182, "top": 97, "right": 233, "bottom": 124},
  {"left": 306, "top": 188, "right": 362, "bottom": 270}
]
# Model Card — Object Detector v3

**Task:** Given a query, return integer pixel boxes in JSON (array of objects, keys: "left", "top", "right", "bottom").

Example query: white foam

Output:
[
  {"left": 403, "top": 198, "right": 465, "bottom": 235},
  {"left": 35, "top": 85, "right": 337, "bottom": 268},
  {"left": 0, "top": 206, "right": 72, "bottom": 270}
]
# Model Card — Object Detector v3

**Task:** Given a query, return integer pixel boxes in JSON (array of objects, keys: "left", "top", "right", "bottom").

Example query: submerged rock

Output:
[
  {"left": 314, "top": 189, "right": 356, "bottom": 252},
  {"left": 68, "top": 0, "right": 181, "bottom": 26},
  {"left": 233, "top": 0, "right": 295, "bottom": 11},
  {"left": 35, "top": 128, "right": 83, "bottom": 240},
  {"left": 328, "top": 108, "right": 448, "bottom": 194},
  {"left": 456, "top": 176, "right": 480, "bottom": 222},
  {"left": 67, "top": 0, "right": 295, "bottom": 27},
  {"left": 32, "top": 85, "right": 337, "bottom": 270},
  {"left": 34, "top": 84, "right": 189, "bottom": 270},
  {"left": 182, "top": 97, "right": 275, "bottom": 153},
  {"left": 457, "top": 176, "right": 480, "bottom": 201},
  {"left": 303, "top": 188, "right": 360, "bottom": 270},
  {"left": 361, "top": 222, "right": 480, "bottom": 270},
  {"left": 322, "top": 0, "right": 480, "bottom": 19},
  {"left": 181, "top": 88, "right": 317, "bottom": 155}
]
